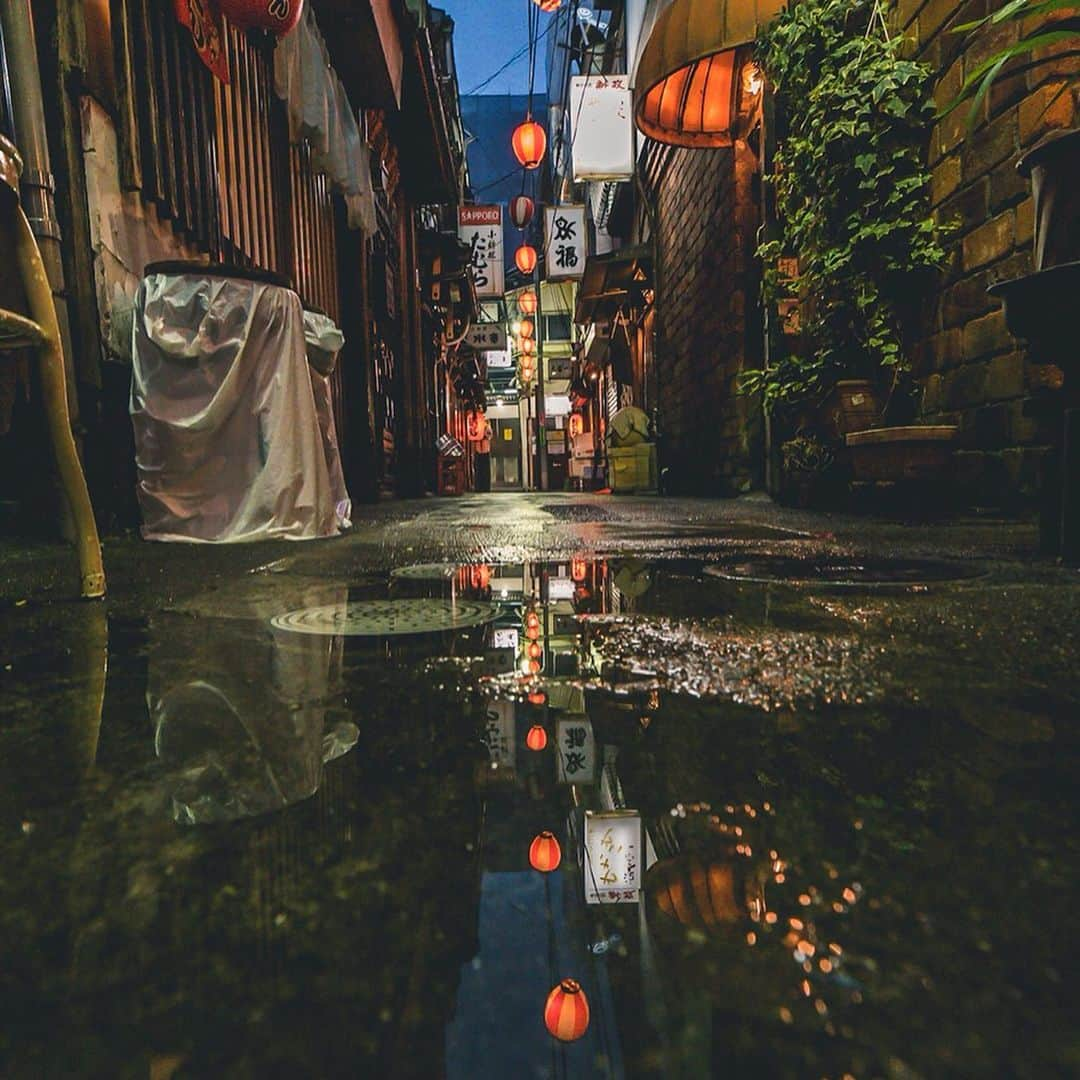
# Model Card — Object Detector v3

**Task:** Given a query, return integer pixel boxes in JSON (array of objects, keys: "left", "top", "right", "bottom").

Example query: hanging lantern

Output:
[
  {"left": 512, "top": 120, "right": 547, "bottom": 170},
  {"left": 528, "top": 690, "right": 547, "bottom": 706},
  {"left": 518, "top": 318, "right": 535, "bottom": 339},
  {"left": 519, "top": 338, "right": 536, "bottom": 356},
  {"left": 519, "top": 291, "right": 538, "bottom": 315},
  {"left": 466, "top": 411, "right": 486, "bottom": 442},
  {"left": 530, "top": 831, "right": 562, "bottom": 872},
  {"left": 509, "top": 195, "right": 535, "bottom": 229},
  {"left": 515, "top": 244, "right": 538, "bottom": 274},
  {"left": 533, "top": 0, "right": 562, "bottom": 12},
  {"left": 218, "top": 0, "right": 305, "bottom": 35},
  {"left": 526, "top": 611, "right": 540, "bottom": 628},
  {"left": 529, "top": 659, "right": 542, "bottom": 674},
  {"left": 568, "top": 414, "right": 584, "bottom": 438},
  {"left": 571, "top": 557, "right": 587, "bottom": 582},
  {"left": 526, "top": 724, "right": 548, "bottom": 751},
  {"left": 544, "top": 979, "right": 590, "bottom": 1042},
  {"left": 527, "top": 641, "right": 542, "bottom": 660},
  {"left": 525, "top": 623, "right": 540, "bottom": 641}
]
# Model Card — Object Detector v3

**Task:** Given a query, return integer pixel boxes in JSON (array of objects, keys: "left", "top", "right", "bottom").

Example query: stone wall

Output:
[
  {"left": 648, "top": 140, "right": 764, "bottom": 495},
  {"left": 899, "top": 0, "right": 1080, "bottom": 505}
]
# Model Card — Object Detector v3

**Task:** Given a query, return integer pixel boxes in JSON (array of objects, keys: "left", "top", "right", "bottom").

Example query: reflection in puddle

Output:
[{"left": 0, "top": 554, "right": 1075, "bottom": 1077}]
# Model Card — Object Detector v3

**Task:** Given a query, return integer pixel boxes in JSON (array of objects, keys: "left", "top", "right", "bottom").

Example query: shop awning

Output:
[
  {"left": 574, "top": 245, "right": 652, "bottom": 326},
  {"left": 315, "top": 0, "right": 404, "bottom": 110},
  {"left": 633, "top": 0, "right": 785, "bottom": 148}
]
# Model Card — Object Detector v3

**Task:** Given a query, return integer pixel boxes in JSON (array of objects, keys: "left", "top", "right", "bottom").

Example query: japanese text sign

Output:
[
  {"left": 584, "top": 810, "right": 641, "bottom": 904},
  {"left": 459, "top": 206, "right": 505, "bottom": 298},
  {"left": 465, "top": 324, "right": 508, "bottom": 351},
  {"left": 569, "top": 75, "right": 634, "bottom": 182},
  {"left": 482, "top": 698, "right": 516, "bottom": 771},
  {"left": 544, "top": 206, "right": 586, "bottom": 281},
  {"left": 556, "top": 716, "right": 596, "bottom": 784}
]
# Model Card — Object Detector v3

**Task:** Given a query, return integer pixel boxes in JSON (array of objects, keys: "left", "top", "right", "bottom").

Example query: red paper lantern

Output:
[
  {"left": 527, "top": 641, "right": 542, "bottom": 660},
  {"left": 545, "top": 979, "right": 590, "bottom": 1042},
  {"left": 533, "top": 0, "right": 563, "bottom": 11},
  {"left": 528, "top": 659, "right": 542, "bottom": 674},
  {"left": 519, "top": 291, "right": 538, "bottom": 315},
  {"left": 530, "top": 831, "right": 562, "bottom": 872},
  {"left": 510, "top": 195, "right": 535, "bottom": 229},
  {"left": 569, "top": 414, "right": 584, "bottom": 438},
  {"left": 219, "top": 0, "right": 304, "bottom": 34},
  {"left": 526, "top": 612, "right": 540, "bottom": 628},
  {"left": 519, "top": 338, "right": 536, "bottom": 356},
  {"left": 515, "top": 244, "right": 538, "bottom": 274},
  {"left": 512, "top": 120, "right": 547, "bottom": 170},
  {"left": 527, "top": 691, "right": 547, "bottom": 705},
  {"left": 518, "top": 318, "right": 535, "bottom": 339},
  {"left": 526, "top": 724, "right": 548, "bottom": 751}
]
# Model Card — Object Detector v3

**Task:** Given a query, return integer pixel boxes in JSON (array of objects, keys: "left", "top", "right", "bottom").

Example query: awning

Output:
[
  {"left": 314, "top": 0, "right": 404, "bottom": 110},
  {"left": 633, "top": 0, "right": 785, "bottom": 148},
  {"left": 574, "top": 246, "right": 652, "bottom": 326}
]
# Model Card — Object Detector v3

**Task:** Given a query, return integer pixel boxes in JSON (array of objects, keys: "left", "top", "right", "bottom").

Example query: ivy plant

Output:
[{"left": 742, "top": 0, "right": 950, "bottom": 413}]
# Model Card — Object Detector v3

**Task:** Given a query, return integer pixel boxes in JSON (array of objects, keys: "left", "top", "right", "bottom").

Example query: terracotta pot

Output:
[
  {"left": 846, "top": 425, "right": 959, "bottom": 482},
  {"left": 824, "top": 379, "right": 882, "bottom": 439},
  {"left": 1017, "top": 128, "right": 1080, "bottom": 271}
]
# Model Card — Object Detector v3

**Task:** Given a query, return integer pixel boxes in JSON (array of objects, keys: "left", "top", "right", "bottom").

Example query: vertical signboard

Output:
[
  {"left": 482, "top": 698, "right": 516, "bottom": 771},
  {"left": 556, "top": 716, "right": 596, "bottom": 784},
  {"left": 459, "top": 205, "right": 505, "bottom": 298},
  {"left": 544, "top": 205, "right": 586, "bottom": 281},
  {"left": 569, "top": 75, "right": 634, "bottom": 182},
  {"left": 584, "top": 810, "right": 641, "bottom": 904}
]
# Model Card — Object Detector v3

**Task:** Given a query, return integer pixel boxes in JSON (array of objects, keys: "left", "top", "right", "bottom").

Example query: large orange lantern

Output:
[
  {"left": 544, "top": 979, "right": 590, "bottom": 1042},
  {"left": 519, "top": 291, "right": 538, "bottom": 315},
  {"left": 515, "top": 244, "right": 538, "bottom": 274},
  {"left": 526, "top": 724, "right": 548, "bottom": 751},
  {"left": 518, "top": 318, "right": 535, "bottom": 339},
  {"left": 219, "top": 0, "right": 304, "bottom": 34},
  {"left": 527, "top": 690, "right": 547, "bottom": 705},
  {"left": 530, "top": 831, "right": 562, "bottom": 872},
  {"left": 512, "top": 119, "right": 547, "bottom": 169},
  {"left": 510, "top": 194, "right": 535, "bottom": 229}
]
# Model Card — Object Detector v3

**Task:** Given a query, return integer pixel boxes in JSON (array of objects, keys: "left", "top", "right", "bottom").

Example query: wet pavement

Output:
[{"left": 1, "top": 493, "right": 1078, "bottom": 1077}]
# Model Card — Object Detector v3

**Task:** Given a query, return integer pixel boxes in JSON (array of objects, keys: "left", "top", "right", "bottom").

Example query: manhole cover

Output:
[
  {"left": 271, "top": 598, "right": 501, "bottom": 636},
  {"left": 704, "top": 556, "right": 986, "bottom": 588}
]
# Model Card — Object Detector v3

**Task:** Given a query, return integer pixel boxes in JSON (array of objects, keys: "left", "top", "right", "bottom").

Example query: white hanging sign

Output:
[
  {"left": 482, "top": 698, "right": 516, "bottom": 770},
  {"left": 544, "top": 205, "right": 586, "bottom": 281},
  {"left": 569, "top": 75, "right": 634, "bottom": 182},
  {"left": 584, "top": 810, "right": 641, "bottom": 904},
  {"left": 459, "top": 205, "right": 505, "bottom": 298},
  {"left": 556, "top": 716, "right": 595, "bottom": 784},
  {"left": 465, "top": 323, "right": 507, "bottom": 351},
  {"left": 485, "top": 349, "right": 513, "bottom": 370}
]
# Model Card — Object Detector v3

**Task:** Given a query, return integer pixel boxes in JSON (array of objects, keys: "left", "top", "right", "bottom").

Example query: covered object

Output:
[{"left": 131, "top": 264, "right": 341, "bottom": 542}]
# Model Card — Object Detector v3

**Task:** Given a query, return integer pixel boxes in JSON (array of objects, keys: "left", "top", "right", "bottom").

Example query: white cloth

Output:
[
  {"left": 303, "top": 309, "right": 352, "bottom": 531},
  {"left": 273, "top": 5, "right": 377, "bottom": 235},
  {"left": 131, "top": 271, "right": 340, "bottom": 543}
]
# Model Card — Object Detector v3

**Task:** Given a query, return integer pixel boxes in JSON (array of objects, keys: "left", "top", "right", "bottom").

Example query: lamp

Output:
[
  {"left": 544, "top": 979, "right": 590, "bottom": 1041},
  {"left": 512, "top": 120, "right": 547, "bottom": 170}
]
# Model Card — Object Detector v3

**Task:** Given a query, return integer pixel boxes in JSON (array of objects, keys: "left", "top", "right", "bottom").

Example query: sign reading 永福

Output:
[
  {"left": 544, "top": 206, "right": 586, "bottom": 281},
  {"left": 459, "top": 205, "right": 505, "bottom": 298},
  {"left": 556, "top": 716, "right": 595, "bottom": 784}
]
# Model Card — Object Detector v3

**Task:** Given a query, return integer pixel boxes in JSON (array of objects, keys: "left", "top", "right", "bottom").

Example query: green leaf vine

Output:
[{"left": 742, "top": 0, "right": 950, "bottom": 413}]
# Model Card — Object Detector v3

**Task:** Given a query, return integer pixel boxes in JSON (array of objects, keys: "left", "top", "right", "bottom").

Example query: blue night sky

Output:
[{"left": 440, "top": 0, "right": 536, "bottom": 96}]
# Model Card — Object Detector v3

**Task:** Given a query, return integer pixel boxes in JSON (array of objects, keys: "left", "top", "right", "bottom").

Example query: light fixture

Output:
[
  {"left": 515, "top": 244, "right": 538, "bottom": 274},
  {"left": 512, "top": 120, "right": 547, "bottom": 170},
  {"left": 519, "top": 291, "right": 538, "bottom": 315},
  {"left": 519, "top": 318, "right": 534, "bottom": 339},
  {"left": 544, "top": 979, "right": 590, "bottom": 1042},
  {"left": 530, "top": 831, "right": 562, "bottom": 872},
  {"left": 526, "top": 724, "right": 548, "bottom": 751},
  {"left": 532, "top": 0, "right": 562, "bottom": 11},
  {"left": 510, "top": 194, "right": 536, "bottom": 228}
]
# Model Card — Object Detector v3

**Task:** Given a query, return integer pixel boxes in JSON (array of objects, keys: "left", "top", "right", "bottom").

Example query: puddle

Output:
[
  {"left": 0, "top": 555, "right": 1075, "bottom": 1076},
  {"left": 706, "top": 554, "right": 988, "bottom": 589}
]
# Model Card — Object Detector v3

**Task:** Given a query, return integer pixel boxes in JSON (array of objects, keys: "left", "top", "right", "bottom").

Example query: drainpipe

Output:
[
  {"left": 1, "top": 0, "right": 104, "bottom": 597},
  {"left": 0, "top": 2, "right": 72, "bottom": 377}
]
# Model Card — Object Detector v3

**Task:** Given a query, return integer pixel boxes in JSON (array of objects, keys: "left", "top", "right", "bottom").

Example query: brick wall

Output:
[
  {"left": 648, "top": 141, "right": 763, "bottom": 495},
  {"left": 899, "top": 0, "right": 1080, "bottom": 505}
]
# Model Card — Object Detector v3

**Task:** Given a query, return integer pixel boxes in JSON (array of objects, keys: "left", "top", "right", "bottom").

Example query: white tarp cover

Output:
[
  {"left": 303, "top": 309, "right": 352, "bottom": 531},
  {"left": 131, "top": 271, "right": 341, "bottom": 543}
]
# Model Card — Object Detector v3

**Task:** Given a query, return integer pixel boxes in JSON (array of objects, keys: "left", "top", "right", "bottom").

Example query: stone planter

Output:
[
  {"left": 823, "top": 379, "right": 883, "bottom": 439},
  {"left": 1016, "top": 128, "right": 1080, "bottom": 272},
  {"left": 846, "top": 425, "right": 959, "bottom": 482}
]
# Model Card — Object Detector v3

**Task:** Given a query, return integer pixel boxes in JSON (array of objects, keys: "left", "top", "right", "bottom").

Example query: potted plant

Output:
[
  {"left": 943, "top": 0, "right": 1080, "bottom": 270},
  {"left": 779, "top": 433, "right": 836, "bottom": 507},
  {"left": 741, "top": 0, "right": 951, "bottom": 439}
]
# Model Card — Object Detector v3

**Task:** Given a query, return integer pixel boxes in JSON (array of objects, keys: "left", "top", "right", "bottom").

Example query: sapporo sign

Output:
[{"left": 459, "top": 205, "right": 505, "bottom": 298}]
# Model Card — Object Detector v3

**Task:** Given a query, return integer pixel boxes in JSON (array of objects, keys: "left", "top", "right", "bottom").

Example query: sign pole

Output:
[{"left": 535, "top": 270, "right": 548, "bottom": 492}]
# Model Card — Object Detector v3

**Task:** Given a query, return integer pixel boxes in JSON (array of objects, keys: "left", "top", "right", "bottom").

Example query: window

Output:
[{"left": 543, "top": 313, "right": 572, "bottom": 343}]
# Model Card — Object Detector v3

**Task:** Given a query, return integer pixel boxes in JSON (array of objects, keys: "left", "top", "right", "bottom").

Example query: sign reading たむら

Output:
[{"left": 459, "top": 205, "right": 505, "bottom": 298}]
